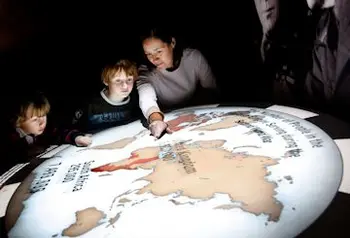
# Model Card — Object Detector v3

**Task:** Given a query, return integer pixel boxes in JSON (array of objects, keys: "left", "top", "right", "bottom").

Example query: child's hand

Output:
[{"left": 75, "top": 135, "right": 92, "bottom": 147}]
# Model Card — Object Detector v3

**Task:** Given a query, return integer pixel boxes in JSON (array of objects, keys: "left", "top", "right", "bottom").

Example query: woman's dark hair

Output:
[{"left": 139, "top": 27, "right": 184, "bottom": 70}]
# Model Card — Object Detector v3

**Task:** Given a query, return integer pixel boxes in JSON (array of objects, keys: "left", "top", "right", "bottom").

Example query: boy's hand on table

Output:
[{"left": 75, "top": 135, "right": 92, "bottom": 147}]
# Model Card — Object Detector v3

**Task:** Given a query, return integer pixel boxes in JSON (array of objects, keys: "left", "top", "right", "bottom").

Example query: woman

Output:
[{"left": 136, "top": 27, "right": 219, "bottom": 138}]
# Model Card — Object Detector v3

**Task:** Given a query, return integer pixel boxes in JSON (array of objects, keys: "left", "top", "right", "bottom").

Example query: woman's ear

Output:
[{"left": 171, "top": 37, "right": 176, "bottom": 48}]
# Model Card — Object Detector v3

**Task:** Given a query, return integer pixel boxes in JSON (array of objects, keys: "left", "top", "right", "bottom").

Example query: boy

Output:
[
  {"left": 66, "top": 59, "right": 142, "bottom": 146},
  {"left": 3, "top": 91, "right": 74, "bottom": 175}
]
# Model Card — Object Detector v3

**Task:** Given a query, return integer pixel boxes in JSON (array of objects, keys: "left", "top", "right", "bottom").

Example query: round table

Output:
[{"left": 2, "top": 104, "right": 349, "bottom": 238}]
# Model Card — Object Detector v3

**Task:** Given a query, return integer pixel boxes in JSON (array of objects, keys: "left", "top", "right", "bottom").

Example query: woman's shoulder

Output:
[{"left": 182, "top": 48, "right": 204, "bottom": 60}]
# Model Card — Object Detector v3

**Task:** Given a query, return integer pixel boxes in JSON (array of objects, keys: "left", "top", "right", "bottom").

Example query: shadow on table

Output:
[
  {"left": 0, "top": 157, "right": 51, "bottom": 238},
  {"left": 2, "top": 156, "right": 49, "bottom": 187},
  {"left": 297, "top": 192, "right": 350, "bottom": 238},
  {"left": 0, "top": 216, "right": 7, "bottom": 238},
  {"left": 306, "top": 114, "right": 350, "bottom": 139}
]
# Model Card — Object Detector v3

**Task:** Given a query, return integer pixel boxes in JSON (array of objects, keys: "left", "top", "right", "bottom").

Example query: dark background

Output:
[{"left": 0, "top": 1, "right": 265, "bottom": 118}]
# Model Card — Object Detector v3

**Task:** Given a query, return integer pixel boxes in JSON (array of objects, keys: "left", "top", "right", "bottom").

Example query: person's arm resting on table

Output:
[{"left": 65, "top": 107, "right": 92, "bottom": 147}]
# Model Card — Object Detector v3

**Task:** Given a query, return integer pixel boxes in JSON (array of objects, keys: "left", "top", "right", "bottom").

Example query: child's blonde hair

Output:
[
  {"left": 14, "top": 92, "right": 50, "bottom": 127},
  {"left": 101, "top": 59, "right": 138, "bottom": 84}
]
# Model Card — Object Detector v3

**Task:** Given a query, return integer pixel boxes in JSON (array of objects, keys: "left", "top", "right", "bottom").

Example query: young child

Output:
[
  {"left": 66, "top": 59, "right": 142, "bottom": 146},
  {"left": 12, "top": 92, "right": 51, "bottom": 146},
  {"left": 3, "top": 91, "right": 72, "bottom": 175}
]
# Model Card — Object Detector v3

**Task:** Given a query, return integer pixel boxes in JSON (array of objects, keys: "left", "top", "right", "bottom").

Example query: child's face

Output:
[
  {"left": 106, "top": 70, "right": 134, "bottom": 98},
  {"left": 19, "top": 108, "right": 47, "bottom": 136}
]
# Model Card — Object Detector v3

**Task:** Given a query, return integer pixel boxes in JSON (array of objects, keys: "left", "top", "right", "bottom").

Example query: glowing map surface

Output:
[{"left": 5, "top": 107, "right": 343, "bottom": 238}]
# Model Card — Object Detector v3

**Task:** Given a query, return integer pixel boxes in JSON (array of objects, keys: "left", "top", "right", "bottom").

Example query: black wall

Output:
[{"left": 0, "top": 1, "right": 265, "bottom": 116}]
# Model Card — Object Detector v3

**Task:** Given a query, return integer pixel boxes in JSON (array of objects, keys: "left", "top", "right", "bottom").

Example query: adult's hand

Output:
[{"left": 149, "top": 120, "right": 173, "bottom": 139}]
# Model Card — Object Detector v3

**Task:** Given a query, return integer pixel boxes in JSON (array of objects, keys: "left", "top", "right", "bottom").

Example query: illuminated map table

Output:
[{"left": 5, "top": 106, "right": 343, "bottom": 238}]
